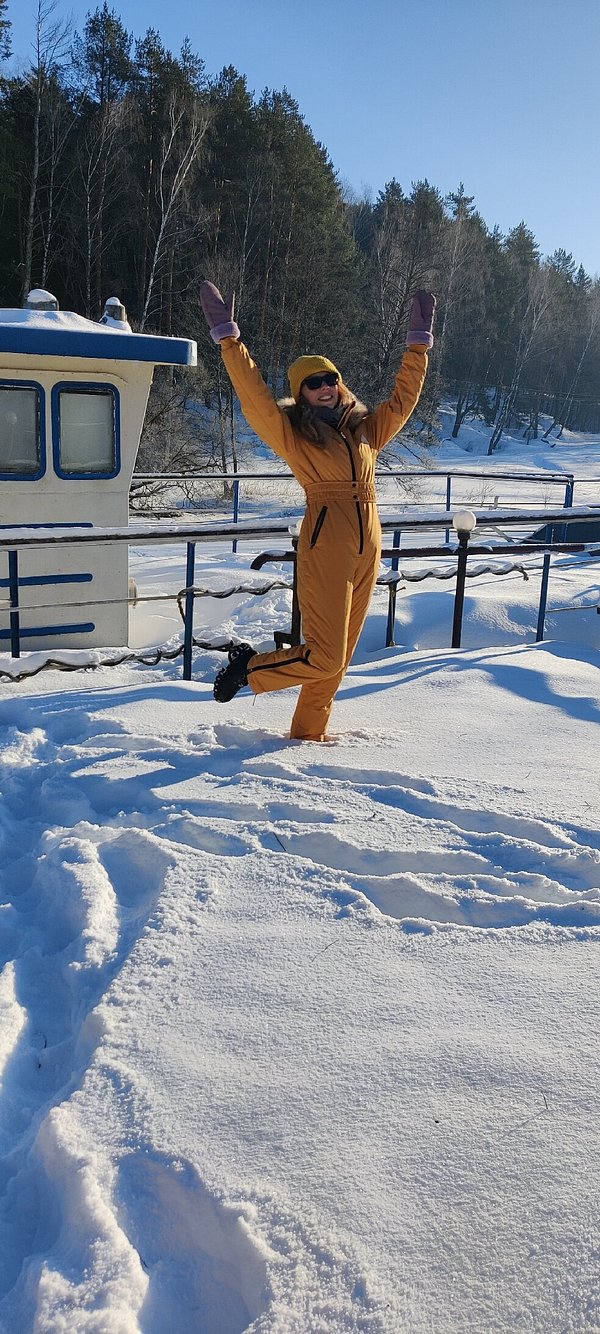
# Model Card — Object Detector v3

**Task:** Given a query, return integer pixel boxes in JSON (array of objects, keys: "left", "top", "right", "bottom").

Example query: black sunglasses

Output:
[{"left": 303, "top": 372, "right": 339, "bottom": 390}]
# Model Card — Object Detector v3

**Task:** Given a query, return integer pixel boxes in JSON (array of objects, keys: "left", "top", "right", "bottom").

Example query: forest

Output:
[{"left": 2, "top": 0, "right": 600, "bottom": 473}]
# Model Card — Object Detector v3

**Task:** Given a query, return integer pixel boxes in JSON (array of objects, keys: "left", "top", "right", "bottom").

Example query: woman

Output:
[{"left": 200, "top": 281, "right": 435, "bottom": 742}]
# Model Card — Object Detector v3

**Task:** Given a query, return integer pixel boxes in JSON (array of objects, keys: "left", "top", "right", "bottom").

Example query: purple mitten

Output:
[
  {"left": 200, "top": 281, "right": 240, "bottom": 343},
  {"left": 406, "top": 290, "right": 436, "bottom": 348}
]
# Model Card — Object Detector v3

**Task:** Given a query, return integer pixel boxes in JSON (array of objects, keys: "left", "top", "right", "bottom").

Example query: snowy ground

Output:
[{"left": 0, "top": 419, "right": 599, "bottom": 1332}]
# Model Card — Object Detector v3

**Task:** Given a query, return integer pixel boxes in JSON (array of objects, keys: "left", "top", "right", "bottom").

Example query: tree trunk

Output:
[{"left": 22, "top": 70, "right": 42, "bottom": 299}]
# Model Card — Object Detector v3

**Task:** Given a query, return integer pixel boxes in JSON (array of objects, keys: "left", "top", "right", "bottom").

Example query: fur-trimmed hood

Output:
[{"left": 277, "top": 391, "right": 370, "bottom": 448}]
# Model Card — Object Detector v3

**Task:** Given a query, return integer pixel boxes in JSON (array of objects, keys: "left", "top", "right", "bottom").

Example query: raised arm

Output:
[
  {"left": 365, "top": 290, "right": 436, "bottom": 453},
  {"left": 200, "top": 282, "right": 298, "bottom": 465}
]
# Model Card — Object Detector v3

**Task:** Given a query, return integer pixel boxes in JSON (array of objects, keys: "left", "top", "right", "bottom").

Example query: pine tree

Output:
[{"left": 0, "top": 0, "right": 11, "bottom": 62}]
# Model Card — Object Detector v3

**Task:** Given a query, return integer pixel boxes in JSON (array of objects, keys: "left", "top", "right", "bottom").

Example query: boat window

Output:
[
  {"left": 54, "top": 385, "right": 118, "bottom": 477},
  {"left": 0, "top": 384, "right": 42, "bottom": 476}
]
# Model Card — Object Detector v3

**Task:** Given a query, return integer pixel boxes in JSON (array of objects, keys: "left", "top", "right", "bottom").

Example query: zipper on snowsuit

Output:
[
  {"left": 310, "top": 505, "right": 328, "bottom": 547},
  {"left": 247, "top": 649, "right": 310, "bottom": 677},
  {"left": 336, "top": 431, "right": 364, "bottom": 555}
]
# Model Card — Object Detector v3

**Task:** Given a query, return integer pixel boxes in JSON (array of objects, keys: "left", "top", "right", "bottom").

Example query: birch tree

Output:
[
  {"left": 75, "top": 96, "right": 128, "bottom": 315},
  {"left": 139, "top": 92, "right": 211, "bottom": 330},
  {"left": 21, "top": 0, "right": 72, "bottom": 300},
  {"left": 488, "top": 263, "right": 553, "bottom": 453}
]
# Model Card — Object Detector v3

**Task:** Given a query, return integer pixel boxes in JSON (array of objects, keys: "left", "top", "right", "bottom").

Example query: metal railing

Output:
[
  {"left": 132, "top": 468, "right": 577, "bottom": 547},
  {"left": 2, "top": 504, "right": 600, "bottom": 677},
  {"left": 252, "top": 538, "right": 600, "bottom": 653}
]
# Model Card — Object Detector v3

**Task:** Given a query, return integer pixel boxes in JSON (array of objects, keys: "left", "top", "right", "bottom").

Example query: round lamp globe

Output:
[{"left": 452, "top": 509, "right": 477, "bottom": 535}]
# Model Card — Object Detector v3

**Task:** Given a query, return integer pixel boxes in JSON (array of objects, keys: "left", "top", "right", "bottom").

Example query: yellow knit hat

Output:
[{"left": 287, "top": 354, "right": 340, "bottom": 403}]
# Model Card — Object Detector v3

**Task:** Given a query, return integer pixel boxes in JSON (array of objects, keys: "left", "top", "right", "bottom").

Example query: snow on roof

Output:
[{"left": 0, "top": 299, "right": 197, "bottom": 366}]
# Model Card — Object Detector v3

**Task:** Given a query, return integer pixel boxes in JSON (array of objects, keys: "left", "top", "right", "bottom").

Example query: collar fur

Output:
[{"left": 277, "top": 393, "right": 369, "bottom": 448}]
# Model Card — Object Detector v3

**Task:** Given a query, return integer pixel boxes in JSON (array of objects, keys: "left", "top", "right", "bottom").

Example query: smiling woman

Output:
[{"left": 200, "top": 279, "right": 435, "bottom": 741}]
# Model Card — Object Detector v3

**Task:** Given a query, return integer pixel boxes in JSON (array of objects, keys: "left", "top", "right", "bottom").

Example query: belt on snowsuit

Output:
[{"left": 304, "top": 481, "right": 377, "bottom": 503}]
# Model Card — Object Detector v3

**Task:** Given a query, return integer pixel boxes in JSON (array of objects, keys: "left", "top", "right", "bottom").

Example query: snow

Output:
[
  {"left": 0, "top": 306, "right": 132, "bottom": 335},
  {"left": 1, "top": 416, "right": 599, "bottom": 1332}
]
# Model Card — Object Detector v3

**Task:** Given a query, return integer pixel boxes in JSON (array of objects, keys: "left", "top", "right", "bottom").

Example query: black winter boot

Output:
[{"left": 213, "top": 643, "right": 256, "bottom": 702}]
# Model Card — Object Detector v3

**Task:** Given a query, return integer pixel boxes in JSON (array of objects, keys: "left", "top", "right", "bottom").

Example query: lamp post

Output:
[{"left": 451, "top": 509, "right": 477, "bottom": 648}]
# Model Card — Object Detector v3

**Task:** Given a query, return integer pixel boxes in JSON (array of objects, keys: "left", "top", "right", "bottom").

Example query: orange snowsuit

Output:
[{"left": 220, "top": 336, "right": 429, "bottom": 740}]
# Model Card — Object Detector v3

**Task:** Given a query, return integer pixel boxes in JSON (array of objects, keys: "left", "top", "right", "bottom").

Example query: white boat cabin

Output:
[{"left": 0, "top": 289, "right": 196, "bottom": 648}]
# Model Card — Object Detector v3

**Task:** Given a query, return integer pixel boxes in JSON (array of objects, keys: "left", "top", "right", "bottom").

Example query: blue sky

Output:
[{"left": 7, "top": 0, "right": 600, "bottom": 277}]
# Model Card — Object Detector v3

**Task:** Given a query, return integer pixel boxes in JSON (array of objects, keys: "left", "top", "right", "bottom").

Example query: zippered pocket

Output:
[{"left": 309, "top": 505, "right": 328, "bottom": 547}]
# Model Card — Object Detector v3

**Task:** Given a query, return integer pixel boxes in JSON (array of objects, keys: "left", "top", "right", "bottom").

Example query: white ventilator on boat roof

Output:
[
  {"left": 0, "top": 291, "right": 197, "bottom": 649},
  {"left": 24, "top": 288, "right": 59, "bottom": 311},
  {"left": 100, "top": 297, "right": 131, "bottom": 329}
]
